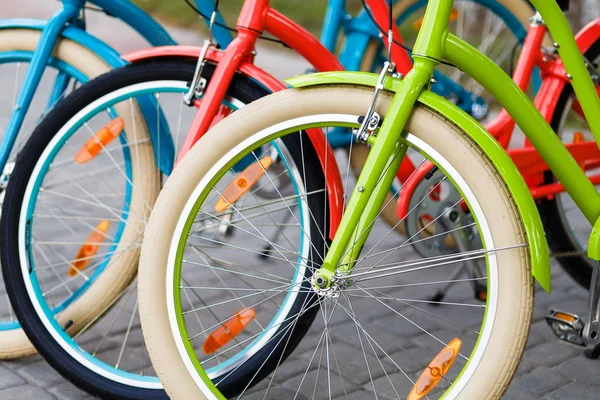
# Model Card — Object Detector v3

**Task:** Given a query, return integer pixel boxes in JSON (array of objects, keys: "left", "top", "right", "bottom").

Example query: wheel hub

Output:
[{"left": 405, "top": 169, "right": 480, "bottom": 258}]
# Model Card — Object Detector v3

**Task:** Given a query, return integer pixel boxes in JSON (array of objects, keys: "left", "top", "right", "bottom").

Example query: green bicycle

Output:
[{"left": 138, "top": 0, "right": 600, "bottom": 398}]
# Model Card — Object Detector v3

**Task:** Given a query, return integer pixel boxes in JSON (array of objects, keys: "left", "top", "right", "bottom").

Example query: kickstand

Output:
[{"left": 585, "top": 342, "right": 600, "bottom": 359}]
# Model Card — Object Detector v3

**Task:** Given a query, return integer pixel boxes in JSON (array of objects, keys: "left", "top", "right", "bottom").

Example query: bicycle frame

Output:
[
  {"left": 395, "top": 15, "right": 600, "bottom": 220},
  {"left": 177, "top": 0, "right": 418, "bottom": 160},
  {"left": 195, "top": 0, "right": 526, "bottom": 133},
  {"left": 167, "top": 0, "right": 423, "bottom": 234},
  {"left": 308, "top": 0, "right": 600, "bottom": 288}
]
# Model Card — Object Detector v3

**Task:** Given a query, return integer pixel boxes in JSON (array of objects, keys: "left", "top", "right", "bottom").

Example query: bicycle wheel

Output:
[
  {"left": 0, "top": 28, "right": 112, "bottom": 359},
  {"left": 139, "top": 85, "right": 534, "bottom": 399},
  {"left": 352, "top": 0, "right": 532, "bottom": 235},
  {"left": 0, "top": 59, "right": 270, "bottom": 398},
  {"left": 538, "top": 38, "right": 600, "bottom": 289}
]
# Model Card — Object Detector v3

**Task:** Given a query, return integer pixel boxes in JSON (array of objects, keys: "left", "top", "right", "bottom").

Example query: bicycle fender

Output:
[{"left": 286, "top": 71, "right": 551, "bottom": 292}]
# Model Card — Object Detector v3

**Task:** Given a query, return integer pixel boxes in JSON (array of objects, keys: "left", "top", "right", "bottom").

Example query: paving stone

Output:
[
  {"left": 17, "top": 360, "right": 65, "bottom": 388},
  {"left": 544, "top": 382, "right": 600, "bottom": 400},
  {"left": 362, "top": 371, "right": 417, "bottom": 400},
  {"left": 271, "top": 356, "right": 316, "bottom": 384},
  {"left": 502, "top": 385, "right": 539, "bottom": 400},
  {"left": 297, "top": 341, "right": 395, "bottom": 386},
  {"left": 523, "top": 320, "right": 562, "bottom": 352},
  {"left": 333, "top": 389, "right": 376, "bottom": 400},
  {"left": 0, "top": 365, "right": 25, "bottom": 390},
  {"left": 553, "top": 355, "right": 600, "bottom": 385},
  {"left": 511, "top": 367, "right": 572, "bottom": 396},
  {"left": 329, "top": 320, "right": 408, "bottom": 357},
  {"left": 0, "top": 385, "right": 57, "bottom": 400},
  {"left": 281, "top": 367, "right": 359, "bottom": 399},
  {"left": 48, "top": 382, "right": 90, "bottom": 400},
  {"left": 244, "top": 385, "right": 308, "bottom": 400},
  {"left": 516, "top": 341, "right": 580, "bottom": 375}
]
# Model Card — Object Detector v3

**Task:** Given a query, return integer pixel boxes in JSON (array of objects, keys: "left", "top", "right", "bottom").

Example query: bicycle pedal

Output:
[{"left": 545, "top": 309, "right": 586, "bottom": 346}]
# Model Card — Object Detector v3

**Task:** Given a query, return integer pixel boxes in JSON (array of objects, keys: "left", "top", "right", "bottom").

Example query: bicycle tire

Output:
[
  {"left": 139, "top": 84, "right": 534, "bottom": 399},
  {"left": 1, "top": 59, "right": 272, "bottom": 399},
  {"left": 0, "top": 27, "right": 113, "bottom": 359}
]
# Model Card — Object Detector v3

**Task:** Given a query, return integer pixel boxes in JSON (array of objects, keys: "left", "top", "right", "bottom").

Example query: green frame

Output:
[{"left": 290, "top": 0, "right": 600, "bottom": 293}]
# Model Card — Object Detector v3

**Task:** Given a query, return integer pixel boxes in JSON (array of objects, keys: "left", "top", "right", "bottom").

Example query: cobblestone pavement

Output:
[
  {"left": 2, "top": 1, "right": 600, "bottom": 399},
  {"left": 0, "top": 260, "right": 596, "bottom": 399}
]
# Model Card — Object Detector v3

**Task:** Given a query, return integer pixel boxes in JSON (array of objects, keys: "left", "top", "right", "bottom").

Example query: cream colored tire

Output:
[
  {"left": 0, "top": 28, "right": 118, "bottom": 359},
  {"left": 139, "top": 85, "right": 534, "bottom": 399}
]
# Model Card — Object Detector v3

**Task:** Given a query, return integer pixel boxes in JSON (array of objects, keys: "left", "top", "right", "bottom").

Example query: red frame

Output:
[
  {"left": 126, "top": 0, "right": 409, "bottom": 237},
  {"left": 125, "top": 2, "right": 600, "bottom": 234}
]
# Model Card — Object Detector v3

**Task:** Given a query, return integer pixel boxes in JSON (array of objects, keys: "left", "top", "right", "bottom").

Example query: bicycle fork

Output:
[{"left": 312, "top": 61, "right": 432, "bottom": 290}]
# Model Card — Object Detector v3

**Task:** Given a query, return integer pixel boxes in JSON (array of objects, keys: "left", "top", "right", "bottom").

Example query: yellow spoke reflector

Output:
[
  {"left": 75, "top": 117, "right": 125, "bottom": 164},
  {"left": 68, "top": 220, "right": 110, "bottom": 277},
  {"left": 407, "top": 337, "right": 462, "bottom": 400},
  {"left": 214, "top": 155, "right": 273, "bottom": 213},
  {"left": 413, "top": 8, "right": 459, "bottom": 31},
  {"left": 202, "top": 308, "right": 256, "bottom": 355}
]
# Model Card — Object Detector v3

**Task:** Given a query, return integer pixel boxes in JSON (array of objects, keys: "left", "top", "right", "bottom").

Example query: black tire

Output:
[
  {"left": 213, "top": 129, "right": 328, "bottom": 398},
  {"left": 538, "top": 39, "right": 600, "bottom": 289},
  {"left": 0, "top": 59, "right": 324, "bottom": 399}
]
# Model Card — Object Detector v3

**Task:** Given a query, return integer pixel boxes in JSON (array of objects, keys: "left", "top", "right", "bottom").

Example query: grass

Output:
[{"left": 131, "top": 0, "right": 363, "bottom": 36}]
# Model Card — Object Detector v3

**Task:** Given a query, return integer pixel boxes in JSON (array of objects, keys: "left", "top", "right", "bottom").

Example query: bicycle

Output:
[
  {"left": 0, "top": 0, "right": 530, "bottom": 398},
  {"left": 136, "top": 0, "right": 600, "bottom": 398}
]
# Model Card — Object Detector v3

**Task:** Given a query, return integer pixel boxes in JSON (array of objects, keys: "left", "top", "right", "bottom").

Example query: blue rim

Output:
[
  {"left": 23, "top": 84, "right": 241, "bottom": 383},
  {"left": 23, "top": 85, "right": 184, "bottom": 383}
]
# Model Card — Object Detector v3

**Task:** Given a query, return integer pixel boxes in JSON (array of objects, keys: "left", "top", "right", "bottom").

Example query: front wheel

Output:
[
  {"left": 139, "top": 85, "right": 534, "bottom": 399},
  {"left": 0, "top": 59, "right": 272, "bottom": 399}
]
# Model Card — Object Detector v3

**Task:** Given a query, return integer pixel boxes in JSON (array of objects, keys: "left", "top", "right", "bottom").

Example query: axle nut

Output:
[{"left": 315, "top": 276, "right": 327, "bottom": 288}]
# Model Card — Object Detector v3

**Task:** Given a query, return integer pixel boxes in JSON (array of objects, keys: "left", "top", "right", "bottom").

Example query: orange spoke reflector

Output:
[
  {"left": 407, "top": 338, "right": 462, "bottom": 400},
  {"left": 414, "top": 8, "right": 459, "bottom": 31},
  {"left": 214, "top": 156, "right": 273, "bottom": 213},
  {"left": 68, "top": 220, "right": 110, "bottom": 277},
  {"left": 75, "top": 117, "right": 125, "bottom": 164},
  {"left": 573, "top": 132, "right": 585, "bottom": 169},
  {"left": 202, "top": 308, "right": 256, "bottom": 355}
]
